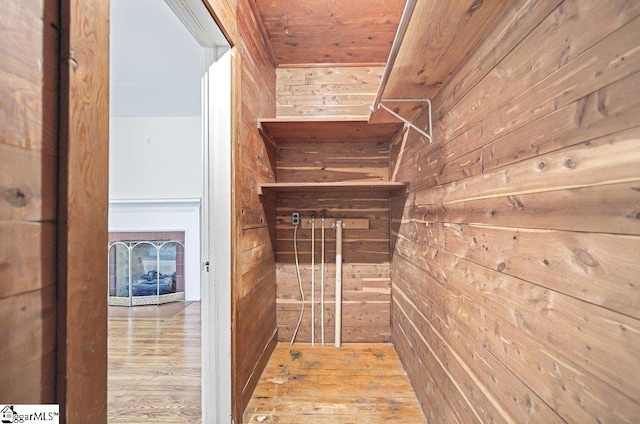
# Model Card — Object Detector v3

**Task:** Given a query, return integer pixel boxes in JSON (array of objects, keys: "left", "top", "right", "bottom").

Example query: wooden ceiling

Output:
[{"left": 253, "top": 0, "right": 405, "bottom": 66}]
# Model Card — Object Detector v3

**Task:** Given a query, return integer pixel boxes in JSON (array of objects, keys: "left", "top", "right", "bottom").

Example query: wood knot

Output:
[
  {"left": 4, "top": 188, "right": 28, "bottom": 207},
  {"left": 538, "top": 161, "right": 547, "bottom": 170},
  {"left": 507, "top": 196, "right": 525, "bottom": 210},
  {"left": 525, "top": 395, "right": 533, "bottom": 410},
  {"left": 573, "top": 249, "right": 598, "bottom": 268},
  {"left": 468, "top": 0, "right": 483, "bottom": 14},
  {"left": 564, "top": 158, "right": 576, "bottom": 168},
  {"left": 543, "top": 259, "right": 550, "bottom": 266},
  {"left": 497, "top": 262, "right": 506, "bottom": 272}
]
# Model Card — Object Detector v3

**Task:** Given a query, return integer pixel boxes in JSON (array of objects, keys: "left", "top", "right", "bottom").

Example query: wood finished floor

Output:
[
  {"left": 108, "top": 301, "right": 201, "bottom": 423},
  {"left": 244, "top": 343, "right": 427, "bottom": 423}
]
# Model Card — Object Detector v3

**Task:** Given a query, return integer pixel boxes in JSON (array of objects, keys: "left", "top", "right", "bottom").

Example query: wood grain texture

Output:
[
  {"left": 260, "top": 114, "right": 401, "bottom": 345},
  {"left": 411, "top": 14, "right": 640, "bottom": 190},
  {"left": 260, "top": 119, "right": 402, "bottom": 144},
  {"left": 0, "top": 222, "right": 56, "bottom": 299},
  {"left": 0, "top": 0, "right": 59, "bottom": 154},
  {"left": 0, "top": 0, "right": 59, "bottom": 407},
  {"left": 275, "top": 191, "right": 391, "bottom": 343},
  {"left": 443, "top": 223, "right": 640, "bottom": 319},
  {"left": 392, "top": 245, "right": 640, "bottom": 422},
  {"left": 276, "top": 67, "right": 383, "bottom": 117},
  {"left": 0, "top": 145, "right": 57, "bottom": 222},
  {"left": 393, "top": 284, "right": 564, "bottom": 424},
  {"left": 243, "top": 343, "right": 426, "bottom": 423},
  {"left": 433, "top": 0, "right": 640, "bottom": 144},
  {"left": 57, "top": 0, "right": 109, "bottom": 421},
  {"left": 231, "top": 45, "right": 246, "bottom": 424},
  {"left": 389, "top": 1, "right": 640, "bottom": 423},
  {"left": 253, "top": 0, "right": 404, "bottom": 65},
  {"left": 430, "top": 0, "right": 563, "bottom": 121},
  {"left": 370, "top": 0, "right": 511, "bottom": 123},
  {"left": 203, "top": 0, "right": 238, "bottom": 46},
  {"left": 276, "top": 141, "right": 389, "bottom": 183},
  {"left": 233, "top": 0, "right": 279, "bottom": 421},
  {"left": 108, "top": 302, "right": 202, "bottom": 423},
  {"left": 0, "top": 286, "right": 57, "bottom": 403}
]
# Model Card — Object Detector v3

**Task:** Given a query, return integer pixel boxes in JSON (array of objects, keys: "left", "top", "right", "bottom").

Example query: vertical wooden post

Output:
[
  {"left": 334, "top": 220, "right": 343, "bottom": 348},
  {"left": 58, "top": 0, "right": 110, "bottom": 422}
]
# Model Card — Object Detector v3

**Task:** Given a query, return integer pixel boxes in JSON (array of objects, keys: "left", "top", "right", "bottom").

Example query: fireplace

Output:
[{"left": 108, "top": 231, "right": 186, "bottom": 306}]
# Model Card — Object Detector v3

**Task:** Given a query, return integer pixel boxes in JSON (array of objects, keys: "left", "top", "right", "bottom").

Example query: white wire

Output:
[
  {"left": 321, "top": 218, "right": 325, "bottom": 346},
  {"left": 311, "top": 218, "right": 315, "bottom": 346},
  {"left": 290, "top": 224, "right": 305, "bottom": 345}
]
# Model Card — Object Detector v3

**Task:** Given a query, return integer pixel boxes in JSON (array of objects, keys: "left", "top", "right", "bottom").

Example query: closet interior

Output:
[{"left": 236, "top": 0, "right": 640, "bottom": 422}]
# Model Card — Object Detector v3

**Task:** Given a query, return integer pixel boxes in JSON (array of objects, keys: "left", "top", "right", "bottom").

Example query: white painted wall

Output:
[
  {"left": 109, "top": 116, "right": 202, "bottom": 199},
  {"left": 110, "top": 0, "right": 206, "bottom": 301},
  {"left": 110, "top": 0, "right": 204, "bottom": 118},
  {"left": 110, "top": 0, "right": 232, "bottom": 417}
]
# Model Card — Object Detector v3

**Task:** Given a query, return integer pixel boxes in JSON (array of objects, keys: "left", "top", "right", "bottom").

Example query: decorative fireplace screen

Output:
[{"left": 108, "top": 232, "right": 185, "bottom": 306}]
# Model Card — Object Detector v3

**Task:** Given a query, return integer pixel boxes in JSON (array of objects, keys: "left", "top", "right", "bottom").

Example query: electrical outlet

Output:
[{"left": 292, "top": 212, "right": 300, "bottom": 226}]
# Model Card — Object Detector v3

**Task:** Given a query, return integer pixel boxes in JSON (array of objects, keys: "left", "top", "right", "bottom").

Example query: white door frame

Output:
[
  {"left": 202, "top": 47, "right": 233, "bottom": 423},
  {"left": 164, "top": 0, "right": 232, "bottom": 422}
]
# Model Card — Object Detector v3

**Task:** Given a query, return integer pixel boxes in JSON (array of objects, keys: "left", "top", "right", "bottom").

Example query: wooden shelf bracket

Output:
[{"left": 373, "top": 98, "right": 433, "bottom": 143}]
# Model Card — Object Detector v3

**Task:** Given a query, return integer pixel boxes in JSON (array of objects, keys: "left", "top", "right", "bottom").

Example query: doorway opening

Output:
[{"left": 107, "top": 0, "right": 231, "bottom": 421}]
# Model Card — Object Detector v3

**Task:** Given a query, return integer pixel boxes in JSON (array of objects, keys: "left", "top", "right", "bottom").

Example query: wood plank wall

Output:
[
  {"left": 234, "top": 0, "right": 279, "bottom": 421},
  {"left": 390, "top": 1, "right": 640, "bottom": 422},
  {"left": 204, "top": 1, "right": 280, "bottom": 421},
  {"left": 0, "top": 0, "right": 59, "bottom": 404},
  {"left": 276, "top": 191, "right": 391, "bottom": 343},
  {"left": 276, "top": 66, "right": 383, "bottom": 117},
  {"left": 274, "top": 137, "right": 393, "bottom": 342}
]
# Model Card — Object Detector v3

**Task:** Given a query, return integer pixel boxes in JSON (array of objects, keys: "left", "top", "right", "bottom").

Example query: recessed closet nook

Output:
[
  {"left": 239, "top": 0, "right": 640, "bottom": 422},
  {"left": 3, "top": 0, "right": 639, "bottom": 422}
]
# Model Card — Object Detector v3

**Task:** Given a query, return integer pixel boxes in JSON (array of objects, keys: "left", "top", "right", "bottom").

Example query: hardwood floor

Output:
[
  {"left": 108, "top": 305, "right": 425, "bottom": 423},
  {"left": 108, "top": 301, "right": 201, "bottom": 423},
  {"left": 244, "top": 343, "right": 427, "bottom": 423}
]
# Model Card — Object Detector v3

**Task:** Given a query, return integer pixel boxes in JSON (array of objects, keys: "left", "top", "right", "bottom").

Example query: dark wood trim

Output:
[
  {"left": 230, "top": 47, "right": 244, "bottom": 424},
  {"left": 57, "top": 0, "right": 110, "bottom": 422}
]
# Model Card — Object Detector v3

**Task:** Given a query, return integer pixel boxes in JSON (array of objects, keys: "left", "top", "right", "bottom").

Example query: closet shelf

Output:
[
  {"left": 258, "top": 118, "right": 403, "bottom": 145},
  {"left": 257, "top": 119, "right": 407, "bottom": 195},
  {"left": 258, "top": 181, "right": 408, "bottom": 195},
  {"left": 369, "top": 0, "right": 510, "bottom": 124}
]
